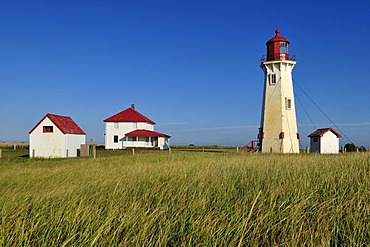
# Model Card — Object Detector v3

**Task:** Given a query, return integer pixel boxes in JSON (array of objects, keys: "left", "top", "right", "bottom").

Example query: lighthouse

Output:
[{"left": 258, "top": 30, "right": 300, "bottom": 153}]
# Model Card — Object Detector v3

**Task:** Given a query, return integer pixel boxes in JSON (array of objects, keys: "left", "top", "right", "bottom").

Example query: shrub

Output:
[{"left": 344, "top": 143, "right": 357, "bottom": 152}]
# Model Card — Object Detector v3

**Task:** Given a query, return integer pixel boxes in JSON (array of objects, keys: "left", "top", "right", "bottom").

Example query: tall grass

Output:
[{"left": 0, "top": 152, "right": 369, "bottom": 246}]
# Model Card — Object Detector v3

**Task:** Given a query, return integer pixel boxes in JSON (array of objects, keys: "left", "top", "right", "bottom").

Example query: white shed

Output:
[
  {"left": 104, "top": 104, "right": 171, "bottom": 150},
  {"left": 307, "top": 128, "right": 342, "bottom": 154},
  {"left": 29, "top": 113, "right": 86, "bottom": 158}
]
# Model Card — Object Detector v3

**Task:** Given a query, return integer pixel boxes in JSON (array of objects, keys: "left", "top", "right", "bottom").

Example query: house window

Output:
[
  {"left": 113, "top": 135, "right": 118, "bottom": 143},
  {"left": 43, "top": 126, "right": 53, "bottom": 133},
  {"left": 268, "top": 74, "right": 276, "bottom": 85},
  {"left": 313, "top": 138, "right": 318, "bottom": 143},
  {"left": 128, "top": 136, "right": 137, "bottom": 141},
  {"left": 133, "top": 122, "right": 137, "bottom": 129},
  {"left": 285, "top": 98, "right": 292, "bottom": 110},
  {"left": 138, "top": 137, "right": 147, "bottom": 142},
  {"left": 114, "top": 122, "right": 119, "bottom": 129}
]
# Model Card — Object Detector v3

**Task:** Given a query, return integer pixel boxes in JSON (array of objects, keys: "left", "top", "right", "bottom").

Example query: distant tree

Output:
[
  {"left": 344, "top": 143, "right": 357, "bottom": 152},
  {"left": 359, "top": 146, "right": 367, "bottom": 152}
]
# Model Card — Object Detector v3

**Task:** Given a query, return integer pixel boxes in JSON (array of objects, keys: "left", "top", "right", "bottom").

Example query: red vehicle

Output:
[{"left": 242, "top": 140, "right": 259, "bottom": 153}]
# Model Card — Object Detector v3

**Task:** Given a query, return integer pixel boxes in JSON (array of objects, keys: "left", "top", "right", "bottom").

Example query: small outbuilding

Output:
[
  {"left": 29, "top": 113, "right": 86, "bottom": 158},
  {"left": 104, "top": 104, "right": 171, "bottom": 150},
  {"left": 307, "top": 128, "right": 342, "bottom": 154}
]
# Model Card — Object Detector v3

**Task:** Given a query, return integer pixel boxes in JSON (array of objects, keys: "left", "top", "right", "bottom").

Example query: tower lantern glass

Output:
[{"left": 280, "top": 42, "right": 288, "bottom": 54}]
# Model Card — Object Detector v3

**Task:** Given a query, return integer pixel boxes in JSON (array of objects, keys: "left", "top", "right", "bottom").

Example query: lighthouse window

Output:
[
  {"left": 285, "top": 98, "right": 292, "bottom": 110},
  {"left": 280, "top": 42, "right": 288, "bottom": 53},
  {"left": 269, "top": 74, "right": 276, "bottom": 85}
]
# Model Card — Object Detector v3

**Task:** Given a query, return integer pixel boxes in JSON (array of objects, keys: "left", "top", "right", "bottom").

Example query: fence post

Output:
[
  {"left": 132, "top": 148, "right": 135, "bottom": 155},
  {"left": 93, "top": 145, "right": 96, "bottom": 159},
  {"left": 236, "top": 147, "right": 239, "bottom": 153},
  {"left": 0, "top": 149, "right": 2, "bottom": 158}
]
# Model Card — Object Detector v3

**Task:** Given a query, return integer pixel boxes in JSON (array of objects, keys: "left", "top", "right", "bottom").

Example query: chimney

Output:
[{"left": 131, "top": 104, "right": 135, "bottom": 110}]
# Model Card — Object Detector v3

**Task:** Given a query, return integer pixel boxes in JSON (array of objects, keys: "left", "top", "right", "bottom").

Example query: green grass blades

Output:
[{"left": 0, "top": 152, "right": 369, "bottom": 246}]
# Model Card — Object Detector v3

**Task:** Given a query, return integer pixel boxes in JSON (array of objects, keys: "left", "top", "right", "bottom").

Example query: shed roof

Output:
[
  {"left": 125, "top": 129, "right": 170, "bottom": 138},
  {"left": 29, "top": 113, "right": 86, "bottom": 135},
  {"left": 104, "top": 107, "right": 155, "bottom": 124},
  {"left": 307, "top": 128, "right": 342, "bottom": 138}
]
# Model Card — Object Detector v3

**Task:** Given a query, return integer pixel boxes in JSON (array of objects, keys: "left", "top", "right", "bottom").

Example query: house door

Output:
[{"left": 153, "top": 137, "right": 158, "bottom": 147}]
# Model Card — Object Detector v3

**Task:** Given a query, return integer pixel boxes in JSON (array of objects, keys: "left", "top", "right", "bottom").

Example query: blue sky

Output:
[{"left": 1, "top": 0, "right": 369, "bottom": 147}]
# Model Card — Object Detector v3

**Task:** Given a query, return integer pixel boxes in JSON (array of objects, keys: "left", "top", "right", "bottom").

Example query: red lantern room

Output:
[{"left": 266, "top": 29, "right": 290, "bottom": 61}]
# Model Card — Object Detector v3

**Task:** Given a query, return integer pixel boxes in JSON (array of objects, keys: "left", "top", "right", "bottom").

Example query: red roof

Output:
[
  {"left": 104, "top": 107, "right": 155, "bottom": 124},
  {"left": 266, "top": 29, "right": 290, "bottom": 45},
  {"left": 307, "top": 128, "right": 342, "bottom": 138},
  {"left": 125, "top": 129, "right": 171, "bottom": 138},
  {"left": 29, "top": 113, "right": 86, "bottom": 135}
]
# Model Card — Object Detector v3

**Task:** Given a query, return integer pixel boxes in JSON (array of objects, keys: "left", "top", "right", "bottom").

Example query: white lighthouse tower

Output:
[{"left": 258, "top": 30, "right": 300, "bottom": 153}]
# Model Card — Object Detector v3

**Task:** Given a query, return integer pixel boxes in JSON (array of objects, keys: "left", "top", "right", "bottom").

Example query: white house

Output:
[
  {"left": 104, "top": 104, "right": 171, "bottom": 150},
  {"left": 307, "top": 128, "right": 342, "bottom": 154},
  {"left": 29, "top": 113, "right": 86, "bottom": 158}
]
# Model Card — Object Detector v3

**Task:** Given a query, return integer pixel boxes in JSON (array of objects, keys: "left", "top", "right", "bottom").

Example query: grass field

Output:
[{"left": 0, "top": 150, "right": 369, "bottom": 246}]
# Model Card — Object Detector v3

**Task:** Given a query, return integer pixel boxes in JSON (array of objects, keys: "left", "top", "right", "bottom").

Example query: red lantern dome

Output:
[{"left": 266, "top": 29, "right": 290, "bottom": 61}]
